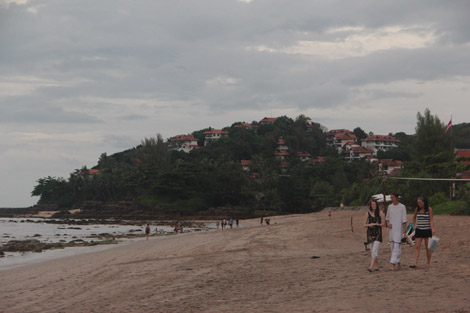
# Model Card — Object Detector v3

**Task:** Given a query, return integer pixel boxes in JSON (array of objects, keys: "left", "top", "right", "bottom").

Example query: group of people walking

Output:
[
  {"left": 216, "top": 217, "right": 239, "bottom": 230},
  {"left": 364, "top": 192, "right": 436, "bottom": 272}
]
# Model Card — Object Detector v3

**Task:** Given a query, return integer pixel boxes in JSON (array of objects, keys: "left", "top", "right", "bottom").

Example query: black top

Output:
[{"left": 367, "top": 211, "right": 382, "bottom": 243}]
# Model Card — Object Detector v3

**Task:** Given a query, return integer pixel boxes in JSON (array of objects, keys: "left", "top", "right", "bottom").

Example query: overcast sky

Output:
[{"left": 1, "top": 0, "right": 469, "bottom": 207}]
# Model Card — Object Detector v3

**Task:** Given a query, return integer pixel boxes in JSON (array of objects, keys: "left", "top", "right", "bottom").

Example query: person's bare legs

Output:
[
  {"left": 413, "top": 237, "right": 423, "bottom": 267},
  {"left": 425, "top": 237, "right": 432, "bottom": 268}
]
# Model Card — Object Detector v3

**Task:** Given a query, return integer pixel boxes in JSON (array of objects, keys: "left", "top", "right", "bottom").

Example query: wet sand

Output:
[{"left": 1, "top": 210, "right": 469, "bottom": 313}]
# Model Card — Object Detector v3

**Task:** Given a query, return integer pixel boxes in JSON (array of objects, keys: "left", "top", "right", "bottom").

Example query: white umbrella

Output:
[{"left": 372, "top": 194, "right": 392, "bottom": 203}]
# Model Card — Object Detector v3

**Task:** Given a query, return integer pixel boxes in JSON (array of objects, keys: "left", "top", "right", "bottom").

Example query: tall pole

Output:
[{"left": 382, "top": 164, "right": 387, "bottom": 215}]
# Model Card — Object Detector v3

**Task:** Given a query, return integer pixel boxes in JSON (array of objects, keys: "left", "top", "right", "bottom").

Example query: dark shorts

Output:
[{"left": 415, "top": 228, "right": 432, "bottom": 238}]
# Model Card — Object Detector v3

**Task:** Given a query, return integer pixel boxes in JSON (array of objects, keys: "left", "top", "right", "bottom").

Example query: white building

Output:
[
  {"left": 326, "top": 129, "right": 358, "bottom": 153},
  {"left": 168, "top": 134, "right": 199, "bottom": 153},
  {"left": 204, "top": 129, "right": 229, "bottom": 145},
  {"left": 361, "top": 135, "right": 399, "bottom": 155}
]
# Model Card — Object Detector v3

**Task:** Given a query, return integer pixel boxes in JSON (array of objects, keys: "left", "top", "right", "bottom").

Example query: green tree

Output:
[{"left": 413, "top": 108, "right": 454, "bottom": 163}]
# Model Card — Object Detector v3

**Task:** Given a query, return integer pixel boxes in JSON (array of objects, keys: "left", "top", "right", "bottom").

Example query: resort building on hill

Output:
[
  {"left": 259, "top": 117, "right": 277, "bottom": 125},
  {"left": 343, "top": 145, "right": 375, "bottom": 161},
  {"left": 326, "top": 129, "right": 358, "bottom": 153},
  {"left": 361, "top": 134, "right": 399, "bottom": 154},
  {"left": 234, "top": 122, "right": 258, "bottom": 130},
  {"left": 297, "top": 152, "right": 312, "bottom": 161},
  {"left": 455, "top": 149, "right": 470, "bottom": 179},
  {"left": 378, "top": 159, "right": 403, "bottom": 176},
  {"left": 312, "top": 156, "right": 326, "bottom": 163},
  {"left": 279, "top": 162, "right": 290, "bottom": 174},
  {"left": 77, "top": 169, "right": 101, "bottom": 179},
  {"left": 275, "top": 150, "right": 289, "bottom": 160},
  {"left": 276, "top": 137, "right": 288, "bottom": 151},
  {"left": 456, "top": 149, "right": 470, "bottom": 165},
  {"left": 305, "top": 117, "right": 315, "bottom": 132},
  {"left": 168, "top": 134, "right": 199, "bottom": 153},
  {"left": 240, "top": 160, "right": 251, "bottom": 171},
  {"left": 204, "top": 129, "right": 229, "bottom": 145}
]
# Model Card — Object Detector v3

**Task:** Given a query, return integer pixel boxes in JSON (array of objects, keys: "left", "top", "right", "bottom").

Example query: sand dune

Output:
[{"left": 1, "top": 210, "right": 469, "bottom": 313}]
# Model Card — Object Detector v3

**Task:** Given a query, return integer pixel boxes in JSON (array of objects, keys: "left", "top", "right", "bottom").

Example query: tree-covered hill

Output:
[{"left": 31, "top": 111, "right": 470, "bottom": 218}]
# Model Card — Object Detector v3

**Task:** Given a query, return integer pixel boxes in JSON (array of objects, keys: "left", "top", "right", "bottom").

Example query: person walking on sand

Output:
[
  {"left": 386, "top": 192, "right": 408, "bottom": 271},
  {"left": 364, "top": 199, "right": 385, "bottom": 272},
  {"left": 222, "top": 219, "right": 225, "bottom": 230},
  {"left": 236, "top": 217, "right": 239, "bottom": 227},
  {"left": 260, "top": 216, "right": 264, "bottom": 225},
  {"left": 229, "top": 218, "right": 233, "bottom": 229},
  {"left": 410, "top": 197, "right": 436, "bottom": 269},
  {"left": 145, "top": 224, "right": 150, "bottom": 240}
]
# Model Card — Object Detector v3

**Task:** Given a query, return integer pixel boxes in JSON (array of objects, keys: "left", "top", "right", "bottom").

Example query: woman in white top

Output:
[{"left": 410, "top": 197, "right": 436, "bottom": 268}]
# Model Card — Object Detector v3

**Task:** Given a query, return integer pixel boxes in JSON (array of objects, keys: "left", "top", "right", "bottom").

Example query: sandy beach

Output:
[{"left": 1, "top": 210, "right": 469, "bottom": 313}]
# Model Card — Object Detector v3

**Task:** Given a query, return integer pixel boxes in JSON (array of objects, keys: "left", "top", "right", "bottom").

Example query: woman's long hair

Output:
[
  {"left": 417, "top": 196, "right": 429, "bottom": 213},
  {"left": 369, "top": 199, "right": 380, "bottom": 220}
]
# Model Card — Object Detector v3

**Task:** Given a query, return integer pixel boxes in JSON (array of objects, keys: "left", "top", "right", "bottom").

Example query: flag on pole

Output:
[{"left": 445, "top": 116, "right": 452, "bottom": 132}]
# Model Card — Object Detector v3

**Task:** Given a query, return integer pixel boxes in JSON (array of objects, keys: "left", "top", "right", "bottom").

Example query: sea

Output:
[{"left": 0, "top": 218, "right": 214, "bottom": 271}]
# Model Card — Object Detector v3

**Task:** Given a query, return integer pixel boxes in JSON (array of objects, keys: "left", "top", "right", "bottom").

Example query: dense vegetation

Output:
[{"left": 31, "top": 110, "right": 470, "bottom": 217}]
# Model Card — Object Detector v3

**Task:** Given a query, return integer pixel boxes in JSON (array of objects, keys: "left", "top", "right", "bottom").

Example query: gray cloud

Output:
[{"left": 0, "top": 0, "right": 470, "bottom": 206}]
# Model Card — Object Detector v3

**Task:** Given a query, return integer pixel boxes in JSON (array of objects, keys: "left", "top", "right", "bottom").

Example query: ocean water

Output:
[{"left": 0, "top": 218, "right": 214, "bottom": 271}]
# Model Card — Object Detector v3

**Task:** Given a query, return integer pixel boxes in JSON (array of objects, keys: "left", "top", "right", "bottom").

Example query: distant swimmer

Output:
[{"left": 145, "top": 224, "right": 150, "bottom": 240}]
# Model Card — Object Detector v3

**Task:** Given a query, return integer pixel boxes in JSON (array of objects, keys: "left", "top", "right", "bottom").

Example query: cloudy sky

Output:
[{"left": 1, "top": 0, "right": 469, "bottom": 207}]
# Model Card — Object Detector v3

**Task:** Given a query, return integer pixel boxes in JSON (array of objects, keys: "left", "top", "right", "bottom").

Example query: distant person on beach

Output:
[
  {"left": 260, "top": 216, "right": 264, "bottom": 225},
  {"left": 410, "top": 197, "right": 436, "bottom": 269},
  {"left": 265, "top": 218, "right": 270, "bottom": 225},
  {"left": 145, "top": 224, "right": 150, "bottom": 240},
  {"left": 236, "top": 217, "right": 239, "bottom": 227},
  {"left": 178, "top": 221, "right": 183, "bottom": 233},
  {"left": 328, "top": 209, "right": 332, "bottom": 218},
  {"left": 229, "top": 218, "right": 233, "bottom": 229},
  {"left": 174, "top": 222, "right": 178, "bottom": 233},
  {"left": 364, "top": 199, "right": 385, "bottom": 272},
  {"left": 216, "top": 220, "right": 220, "bottom": 229},
  {"left": 386, "top": 192, "right": 407, "bottom": 271},
  {"left": 222, "top": 219, "right": 225, "bottom": 230}
]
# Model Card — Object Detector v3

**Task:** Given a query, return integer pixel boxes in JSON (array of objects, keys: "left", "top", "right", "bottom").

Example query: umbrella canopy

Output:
[{"left": 371, "top": 194, "right": 392, "bottom": 203}]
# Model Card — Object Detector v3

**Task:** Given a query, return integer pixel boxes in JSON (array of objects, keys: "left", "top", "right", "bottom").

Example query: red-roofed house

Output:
[
  {"left": 312, "top": 156, "right": 326, "bottom": 163},
  {"left": 168, "top": 134, "right": 199, "bottom": 153},
  {"left": 297, "top": 152, "right": 312, "bottom": 161},
  {"left": 240, "top": 160, "right": 251, "bottom": 171},
  {"left": 234, "top": 122, "right": 258, "bottom": 130},
  {"left": 378, "top": 159, "right": 403, "bottom": 175},
  {"left": 259, "top": 117, "right": 277, "bottom": 125},
  {"left": 344, "top": 146, "right": 375, "bottom": 160},
  {"left": 361, "top": 135, "right": 399, "bottom": 155},
  {"left": 277, "top": 137, "right": 288, "bottom": 152},
  {"left": 204, "top": 129, "right": 229, "bottom": 145},
  {"left": 326, "top": 129, "right": 357, "bottom": 153},
  {"left": 77, "top": 169, "right": 101, "bottom": 179},
  {"left": 456, "top": 149, "right": 470, "bottom": 165},
  {"left": 279, "top": 162, "right": 291, "bottom": 174},
  {"left": 275, "top": 151, "right": 289, "bottom": 160}
]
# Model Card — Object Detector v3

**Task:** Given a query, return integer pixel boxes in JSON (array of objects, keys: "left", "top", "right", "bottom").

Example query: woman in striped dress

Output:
[{"left": 410, "top": 197, "right": 436, "bottom": 268}]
